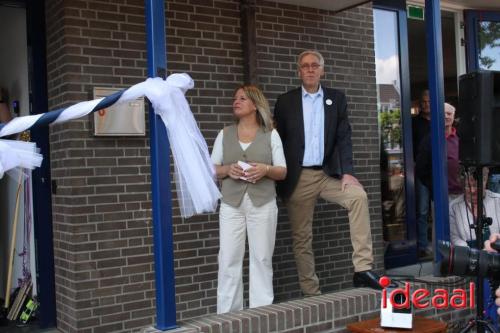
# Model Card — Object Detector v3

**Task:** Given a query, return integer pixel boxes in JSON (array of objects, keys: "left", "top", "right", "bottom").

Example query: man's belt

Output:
[{"left": 302, "top": 165, "right": 323, "bottom": 170}]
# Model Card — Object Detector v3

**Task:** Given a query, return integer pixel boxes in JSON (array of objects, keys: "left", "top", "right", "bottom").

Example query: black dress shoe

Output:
[
  {"left": 353, "top": 270, "right": 383, "bottom": 290},
  {"left": 418, "top": 248, "right": 433, "bottom": 259}
]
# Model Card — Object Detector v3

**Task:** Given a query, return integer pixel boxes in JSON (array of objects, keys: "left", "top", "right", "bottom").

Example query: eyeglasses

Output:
[{"left": 299, "top": 63, "right": 322, "bottom": 71}]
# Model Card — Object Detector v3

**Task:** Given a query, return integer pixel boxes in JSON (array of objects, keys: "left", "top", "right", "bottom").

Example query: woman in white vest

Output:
[{"left": 211, "top": 85, "right": 287, "bottom": 313}]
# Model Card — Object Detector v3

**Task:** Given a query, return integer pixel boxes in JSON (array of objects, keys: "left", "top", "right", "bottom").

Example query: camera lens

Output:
[{"left": 438, "top": 241, "right": 500, "bottom": 280}]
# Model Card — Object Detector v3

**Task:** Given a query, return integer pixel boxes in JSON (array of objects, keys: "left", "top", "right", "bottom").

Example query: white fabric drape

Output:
[
  {"left": 0, "top": 139, "right": 42, "bottom": 179},
  {"left": 129, "top": 75, "right": 221, "bottom": 217},
  {"left": 0, "top": 73, "right": 220, "bottom": 217}
]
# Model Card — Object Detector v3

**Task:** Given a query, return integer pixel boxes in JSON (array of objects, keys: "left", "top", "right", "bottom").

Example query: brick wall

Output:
[
  {"left": 44, "top": 0, "right": 382, "bottom": 332},
  {"left": 164, "top": 0, "right": 244, "bottom": 321},
  {"left": 254, "top": 1, "right": 383, "bottom": 299},
  {"left": 45, "top": 1, "right": 153, "bottom": 332}
]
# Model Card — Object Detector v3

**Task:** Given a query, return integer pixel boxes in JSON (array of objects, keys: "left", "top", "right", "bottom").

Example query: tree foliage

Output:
[
  {"left": 379, "top": 109, "right": 401, "bottom": 149},
  {"left": 479, "top": 21, "right": 500, "bottom": 69}
]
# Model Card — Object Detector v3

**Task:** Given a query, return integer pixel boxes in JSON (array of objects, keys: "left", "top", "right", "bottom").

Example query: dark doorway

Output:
[
  {"left": 408, "top": 10, "right": 459, "bottom": 106},
  {"left": 0, "top": 0, "right": 55, "bottom": 329}
]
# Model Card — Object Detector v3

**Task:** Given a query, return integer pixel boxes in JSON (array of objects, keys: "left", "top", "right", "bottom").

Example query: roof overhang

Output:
[
  {"left": 411, "top": 0, "right": 500, "bottom": 11},
  {"left": 273, "top": 0, "right": 500, "bottom": 12},
  {"left": 272, "top": 0, "right": 372, "bottom": 13}
]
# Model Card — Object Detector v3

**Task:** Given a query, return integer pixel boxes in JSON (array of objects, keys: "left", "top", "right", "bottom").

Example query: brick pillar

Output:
[{"left": 45, "top": 1, "right": 154, "bottom": 332}]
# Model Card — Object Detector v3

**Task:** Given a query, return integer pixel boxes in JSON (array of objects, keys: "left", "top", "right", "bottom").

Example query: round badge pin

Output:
[{"left": 326, "top": 99, "right": 333, "bottom": 106}]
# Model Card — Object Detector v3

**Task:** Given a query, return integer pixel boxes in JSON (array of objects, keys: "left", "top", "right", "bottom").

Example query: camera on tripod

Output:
[
  {"left": 438, "top": 241, "right": 500, "bottom": 333},
  {"left": 438, "top": 69, "right": 500, "bottom": 333}
]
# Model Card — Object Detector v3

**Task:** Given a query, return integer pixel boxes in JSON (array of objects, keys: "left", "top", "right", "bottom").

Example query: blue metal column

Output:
[
  {"left": 145, "top": 0, "right": 177, "bottom": 330},
  {"left": 425, "top": 0, "right": 449, "bottom": 257},
  {"left": 464, "top": 11, "right": 480, "bottom": 71},
  {"left": 27, "top": 0, "right": 57, "bottom": 327}
]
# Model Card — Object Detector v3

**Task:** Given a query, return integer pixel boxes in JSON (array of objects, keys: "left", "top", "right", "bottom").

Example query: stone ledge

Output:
[
  {"left": 142, "top": 277, "right": 474, "bottom": 333},
  {"left": 140, "top": 287, "right": 378, "bottom": 333}
]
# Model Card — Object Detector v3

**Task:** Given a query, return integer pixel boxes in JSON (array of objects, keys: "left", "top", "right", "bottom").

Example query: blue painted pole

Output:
[
  {"left": 425, "top": 0, "right": 449, "bottom": 257},
  {"left": 27, "top": 1, "right": 57, "bottom": 328},
  {"left": 145, "top": 0, "right": 177, "bottom": 330}
]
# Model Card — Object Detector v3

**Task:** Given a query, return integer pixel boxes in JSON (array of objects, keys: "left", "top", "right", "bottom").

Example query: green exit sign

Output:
[{"left": 407, "top": 5, "right": 425, "bottom": 20}]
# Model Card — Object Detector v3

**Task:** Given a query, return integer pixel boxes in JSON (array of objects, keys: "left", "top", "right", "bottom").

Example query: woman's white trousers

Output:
[{"left": 217, "top": 193, "right": 277, "bottom": 314}]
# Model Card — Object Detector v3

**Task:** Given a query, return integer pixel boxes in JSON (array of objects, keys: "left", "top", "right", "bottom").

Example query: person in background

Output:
[
  {"left": 415, "top": 102, "right": 462, "bottom": 256},
  {"left": 456, "top": 168, "right": 500, "bottom": 330},
  {"left": 0, "top": 88, "right": 12, "bottom": 123},
  {"left": 389, "top": 163, "right": 405, "bottom": 224},
  {"left": 211, "top": 85, "right": 287, "bottom": 314},
  {"left": 412, "top": 90, "right": 432, "bottom": 258},
  {"left": 415, "top": 103, "right": 462, "bottom": 199},
  {"left": 274, "top": 50, "right": 380, "bottom": 294},
  {"left": 449, "top": 167, "right": 500, "bottom": 247}
]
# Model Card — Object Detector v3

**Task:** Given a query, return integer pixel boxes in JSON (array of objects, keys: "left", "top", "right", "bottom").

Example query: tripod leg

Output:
[
  {"left": 459, "top": 320, "right": 476, "bottom": 333},
  {"left": 483, "top": 321, "right": 498, "bottom": 333}
]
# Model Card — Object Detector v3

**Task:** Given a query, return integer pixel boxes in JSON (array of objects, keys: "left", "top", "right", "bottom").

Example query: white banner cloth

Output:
[{"left": 0, "top": 73, "right": 220, "bottom": 217}]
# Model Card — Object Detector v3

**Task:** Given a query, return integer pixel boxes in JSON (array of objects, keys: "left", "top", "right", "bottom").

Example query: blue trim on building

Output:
[
  {"left": 26, "top": 0, "right": 57, "bottom": 327},
  {"left": 465, "top": 10, "right": 480, "bottom": 71},
  {"left": 145, "top": 0, "right": 178, "bottom": 330},
  {"left": 424, "top": 0, "right": 449, "bottom": 259}
]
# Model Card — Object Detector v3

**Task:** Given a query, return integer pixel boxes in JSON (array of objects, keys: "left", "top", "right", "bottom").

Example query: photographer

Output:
[
  {"left": 485, "top": 233, "right": 500, "bottom": 316},
  {"left": 450, "top": 167, "right": 500, "bottom": 247},
  {"left": 449, "top": 167, "right": 500, "bottom": 328}
]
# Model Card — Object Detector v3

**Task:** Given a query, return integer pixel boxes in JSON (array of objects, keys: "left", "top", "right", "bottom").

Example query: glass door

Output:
[
  {"left": 373, "top": 0, "right": 417, "bottom": 269},
  {"left": 465, "top": 11, "right": 500, "bottom": 71}
]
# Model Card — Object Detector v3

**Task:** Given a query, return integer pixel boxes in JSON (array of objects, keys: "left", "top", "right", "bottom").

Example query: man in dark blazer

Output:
[{"left": 274, "top": 50, "right": 381, "bottom": 294}]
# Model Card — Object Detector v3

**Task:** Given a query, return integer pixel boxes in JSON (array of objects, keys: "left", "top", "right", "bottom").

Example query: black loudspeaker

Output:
[{"left": 458, "top": 70, "right": 500, "bottom": 166}]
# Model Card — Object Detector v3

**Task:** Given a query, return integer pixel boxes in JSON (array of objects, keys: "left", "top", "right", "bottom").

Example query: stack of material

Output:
[{"left": 7, "top": 281, "right": 31, "bottom": 321}]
